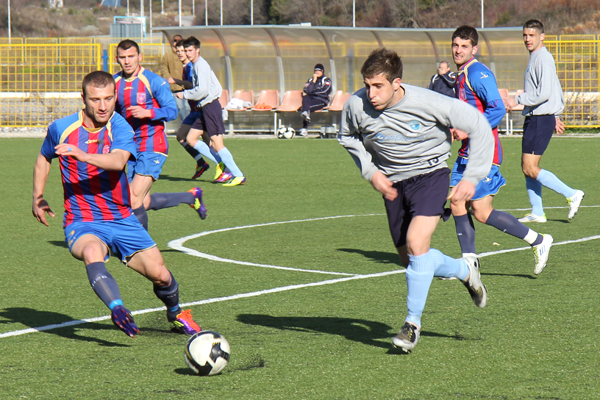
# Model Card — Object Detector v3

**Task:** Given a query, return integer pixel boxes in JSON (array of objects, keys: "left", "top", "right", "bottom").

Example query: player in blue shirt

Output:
[
  {"left": 450, "top": 25, "right": 553, "bottom": 275},
  {"left": 32, "top": 71, "right": 202, "bottom": 337},
  {"left": 114, "top": 40, "right": 207, "bottom": 230}
]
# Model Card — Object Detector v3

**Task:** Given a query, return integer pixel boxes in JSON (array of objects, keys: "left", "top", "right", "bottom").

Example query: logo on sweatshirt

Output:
[{"left": 409, "top": 121, "right": 421, "bottom": 131}]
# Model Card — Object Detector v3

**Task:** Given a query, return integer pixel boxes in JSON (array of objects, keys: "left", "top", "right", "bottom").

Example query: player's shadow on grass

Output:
[
  {"left": 337, "top": 248, "right": 400, "bottom": 264},
  {"left": 237, "top": 314, "right": 457, "bottom": 352},
  {"left": 481, "top": 272, "right": 537, "bottom": 279},
  {"left": 159, "top": 174, "right": 206, "bottom": 182},
  {"left": 0, "top": 307, "right": 129, "bottom": 347},
  {"left": 48, "top": 240, "right": 69, "bottom": 249}
]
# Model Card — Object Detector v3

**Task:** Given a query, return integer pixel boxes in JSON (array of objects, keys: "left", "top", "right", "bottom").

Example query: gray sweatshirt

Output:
[
  {"left": 182, "top": 55, "right": 222, "bottom": 107},
  {"left": 338, "top": 84, "right": 494, "bottom": 186},
  {"left": 516, "top": 46, "right": 565, "bottom": 116}
]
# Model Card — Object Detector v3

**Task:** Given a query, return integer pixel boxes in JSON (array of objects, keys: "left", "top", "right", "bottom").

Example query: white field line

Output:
[{"left": 2, "top": 211, "right": 599, "bottom": 339}]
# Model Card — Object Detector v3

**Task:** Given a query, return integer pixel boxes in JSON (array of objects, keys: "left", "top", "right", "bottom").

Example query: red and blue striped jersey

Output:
[
  {"left": 456, "top": 58, "right": 506, "bottom": 165},
  {"left": 40, "top": 111, "right": 138, "bottom": 227},
  {"left": 113, "top": 66, "right": 178, "bottom": 155}
]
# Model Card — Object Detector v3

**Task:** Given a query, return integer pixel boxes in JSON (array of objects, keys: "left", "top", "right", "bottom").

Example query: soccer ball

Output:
[
  {"left": 277, "top": 126, "right": 295, "bottom": 139},
  {"left": 185, "top": 331, "right": 231, "bottom": 376}
]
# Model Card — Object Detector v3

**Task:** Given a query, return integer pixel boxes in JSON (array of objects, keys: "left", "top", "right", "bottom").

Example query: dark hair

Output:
[
  {"left": 183, "top": 36, "right": 201, "bottom": 49},
  {"left": 523, "top": 19, "right": 544, "bottom": 33},
  {"left": 116, "top": 39, "right": 140, "bottom": 55},
  {"left": 175, "top": 39, "right": 185, "bottom": 48},
  {"left": 82, "top": 71, "right": 115, "bottom": 97},
  {"left": 360, "top": 48, "right": 403, "bottom": 82},
  {"left": 452, "top": 25, "right": 478, "bottom": 47}
]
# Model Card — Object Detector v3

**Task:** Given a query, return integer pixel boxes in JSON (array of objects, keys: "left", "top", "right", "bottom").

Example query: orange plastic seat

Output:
[
  {"left": 250, "top": 90, "right": 279, "bottom": 111},
  {"left": 227, "top": 90, "right": 254, "bottom": 111},
  {"left": 275, "top": 90, "right": 303, "bottom": 112}
]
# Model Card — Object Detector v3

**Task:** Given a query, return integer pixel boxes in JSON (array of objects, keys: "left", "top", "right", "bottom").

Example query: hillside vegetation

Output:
[{"left": 1, "top": 0, "right": 600, "bottom": 37}]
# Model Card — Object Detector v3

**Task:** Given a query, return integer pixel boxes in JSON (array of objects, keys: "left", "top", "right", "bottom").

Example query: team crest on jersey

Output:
[
  {"left": 409, "top": 121, "right": 421, "bottom": 131},
  {"left": 459, "top": 87, "right": 467, "bottom": 101},
  {"left": 137, "top": 92, "right": 146, "bottom": 105},
  {"left": 103, "top": 144, "right": 111, "bottom": 154}
]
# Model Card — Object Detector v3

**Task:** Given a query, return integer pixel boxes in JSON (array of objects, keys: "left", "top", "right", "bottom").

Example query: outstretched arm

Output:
[{"left": 32, "top": 153, "right": 55, "bottom": 226}]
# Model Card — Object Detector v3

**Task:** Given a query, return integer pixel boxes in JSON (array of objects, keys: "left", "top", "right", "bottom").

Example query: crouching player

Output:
[{"left": 32, "top": 71, "right": 201, "bottom": 337}]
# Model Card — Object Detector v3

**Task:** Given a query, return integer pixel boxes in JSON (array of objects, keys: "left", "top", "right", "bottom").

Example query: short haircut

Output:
[
  {"left": 116, "top": 39, "right": 140, "bottom": 55},
  {"left": 452, "top": 25, "right": 478, "bottom": 46},
  {"left": 172, "top": 34, "right": 183, "bottom": 41},
  {"left": 183, "top": 36, "right": 201, "bottom": 49},
  {"left": 175, "top": 39, "right": 185, "bottom": 48},
  {"left": 439, "top": 60, "right": 450, "bottom": 68},
  {"left": 360, "top": 48, "right": 403, "bottom": 82},
  {"left": 82, "top": 71, "right": 115, "bottom": 97},
  {"left": 523, "top": 19, "right": 544, "bottom": 33}
]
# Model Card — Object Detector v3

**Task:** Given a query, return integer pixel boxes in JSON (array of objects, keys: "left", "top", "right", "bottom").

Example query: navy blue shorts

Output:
[
  {"left": 384, "top": 168, "right": 450, "bottom": 248},
  {"left": 182, "top": 110, "right": 202, "bottom": 126},
  {"left": 191, "top": 99, "right": 226, "bottom": 137},
  {"left": 522, "top": 115, "right": 555, "bottom": 155}
]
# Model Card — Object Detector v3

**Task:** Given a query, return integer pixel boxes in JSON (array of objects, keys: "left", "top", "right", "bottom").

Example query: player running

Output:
[
  {"left": 450, "top": 25, "right": 553, "bottom": 275},
  {"left": 32, "top": 71, "right": 201, "bottom": 337},
  {"left": 176, "top": 36, "right": 245, "bottom": 186},
  {"left": 338, "top": 48, "right": 493, "bottom": 353},
  {"left": 113, "top": 39, "right": 207, "bottom": 230}
]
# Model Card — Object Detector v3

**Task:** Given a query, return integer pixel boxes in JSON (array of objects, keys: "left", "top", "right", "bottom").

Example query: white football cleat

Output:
[
  {"left": 533, "top": 234, "right": 553, "bottom": 275},
  {"left": 567, "top": 190, "right": 584, "bottom": 220},
  {"left": 518, "top": 213, "right": 547, "bottom": 223}
]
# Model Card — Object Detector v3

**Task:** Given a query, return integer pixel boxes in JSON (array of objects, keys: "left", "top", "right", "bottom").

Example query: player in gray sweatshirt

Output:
[
  {"left": 338, "top": 48, "right": 493, "bottom": 353},
  {"left": 505, "top": 19, "right": 584, "bottom": 222}
]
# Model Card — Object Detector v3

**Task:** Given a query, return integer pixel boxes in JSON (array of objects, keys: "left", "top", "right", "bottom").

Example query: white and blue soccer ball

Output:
[
  {"left": 277, "top": 126, "right": 295, "bottom": 139},
  {"left": 185, "top": 331, "right": 231, "bottom": 376}
]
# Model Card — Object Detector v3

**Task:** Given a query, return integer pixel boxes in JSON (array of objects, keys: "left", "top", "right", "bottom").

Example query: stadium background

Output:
[{"left": 0, "top": 26, "right": 598, "bottom": 130}]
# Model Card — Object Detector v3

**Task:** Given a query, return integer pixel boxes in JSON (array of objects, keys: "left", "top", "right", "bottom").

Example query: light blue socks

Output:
[
  {"left": 193, "top": 141, "right": 218, "bottom": 164},
  {"left": 218, "top": 148, "right": 243, "bottom": 178},
  {"left": 537, "top": 169, "right": 577, "bottom": 198},
  {"left": 405, "top": 249, "right": 469, "bottom": 327}
]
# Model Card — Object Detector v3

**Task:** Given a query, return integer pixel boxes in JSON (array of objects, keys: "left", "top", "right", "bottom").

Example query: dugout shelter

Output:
[{"left": 157, "top": 25, "right": 528, "bottom": 135}]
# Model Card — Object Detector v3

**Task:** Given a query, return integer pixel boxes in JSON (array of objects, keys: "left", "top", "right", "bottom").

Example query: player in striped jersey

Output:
[
  {"left": 450, "top": 25, "right": 553, "bottom": 275},
  {"left": 32, "top": 71, "right": 201, "bottom": 337},
  {"left": 114, "top": 40, "right": 206, "bottom": 230}
]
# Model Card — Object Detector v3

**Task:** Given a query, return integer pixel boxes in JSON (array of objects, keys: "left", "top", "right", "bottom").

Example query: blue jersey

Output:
[
  {"left": 114, "top": 66, "right": 178, "bottom": 155},
  {"left": 456, "top": 58, "right": 505, "bottom": 165},
  {"left": 40, "top": 111, "right": 137, "bottom": 227}
]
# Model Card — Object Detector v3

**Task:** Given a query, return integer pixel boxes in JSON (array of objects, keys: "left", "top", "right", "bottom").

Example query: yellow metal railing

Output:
[
  {"left": 0, "top": 43, "right": 102, "bottom": 127},
  {"left": 0, "top": 37, "right": 599, "bottom": 128}
]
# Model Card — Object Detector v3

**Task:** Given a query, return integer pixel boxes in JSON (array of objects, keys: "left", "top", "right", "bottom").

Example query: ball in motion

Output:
[{"left": 185, "top": 331, "right": 231, "bottom": 376}]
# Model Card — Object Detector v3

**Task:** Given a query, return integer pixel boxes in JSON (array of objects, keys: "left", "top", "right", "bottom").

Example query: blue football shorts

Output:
[
  {"left": 127, "top": 151, "right": 167, "bottom": 182},
  {"left": 450, "top": 157, "right": 506, "bottom": 201},
  {"left": 65, "top": 214, "right": 156, "bottom": 264}
]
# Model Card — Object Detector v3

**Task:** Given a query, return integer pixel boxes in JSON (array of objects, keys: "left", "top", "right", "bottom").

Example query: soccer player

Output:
[
  {"left": 168, "top": 39, "right": 212, "bottom": 180},
  {"left": 159, "top": 34, "right": 190, "bottom": 121},
  {"left": 338, "top": 48, "right": 492, "bottom": 353},
  {"left": 32, "top": 71, "right": 201, "bottom": 338},
  {"left": 176, "top": 36, "right": 246, "bottom": 187},
  {"left": 450, "top": 25, "right": 553, "bottom": 275},
  {"left": 113, "top": 39, "right": 207, "bottom": 230},
  {"left": 505, "top": 19, "right": 584, "bottom": 222}
]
